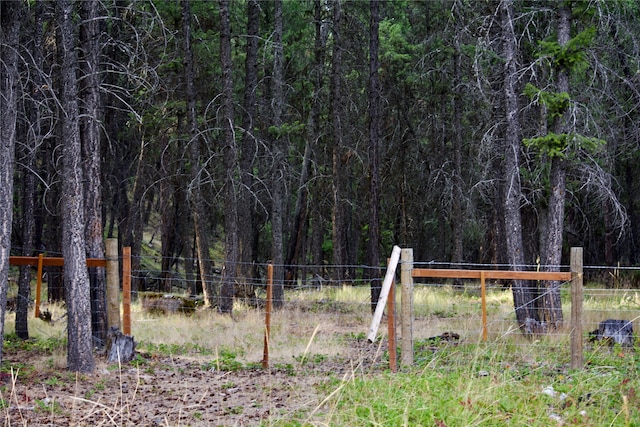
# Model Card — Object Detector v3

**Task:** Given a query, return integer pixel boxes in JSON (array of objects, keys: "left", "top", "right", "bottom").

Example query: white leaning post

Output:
[{"left": 367, "top": 245, "right": 402, "bottom": 342}]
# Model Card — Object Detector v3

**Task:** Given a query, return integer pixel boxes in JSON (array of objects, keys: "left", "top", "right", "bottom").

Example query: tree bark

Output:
[
  {"left": 56, "top": 0, "right": 95, "bottom": 373},
  {"left": 0, "top": 0, "right": 22, "bottom": 365},
  {"left": 330, "top": 0, "right": 348, "bottom": 281},
  {"left": 16, "top": 137, "right": 35, "bottom": 340},
  {"left": 285, "top": 0, "right": 326, "bottom": 287},
  {"left": 79, "top": 0, "right": 108, "bottom": 348},
  {"left": 450, "top": 6, "right": 464, "bottom": 284},
  {"left": 367, "top": 0, "right": 383, "bottom": 312},
  {"left": 501, "top": 0, "right": 536, "bottom": 328},
  {"left": 106, "top": 327, "right": 136, "bottom": 363},
  {"left": 16, "top": 0, "right": 42, "bottom": 340},
  {"left": 540, "top": 4, "right": 571, "bottom": 330},
  {"left": 271, "top": 0, "right": 286, "bottom": 308},
  {"left": 182, "top": 0, "right": 216, "bottom": 307},
  {"left": 237, "top": 0, "right": 260, "bottom": 304},
  {"left": 219, "top": 0, "right": 239, "bottom": 314}
]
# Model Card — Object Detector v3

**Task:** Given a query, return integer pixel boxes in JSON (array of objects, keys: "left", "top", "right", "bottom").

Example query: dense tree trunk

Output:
[
  {"left": 271, "top": 0, "right": 286, "bottom": 308},
  {"left": 44, "top": 150, "right": 64, "bottom": 303},
  {"left": 182, "top": 0, "right": 216, "bottom": 307},
  {"left": 5, "top": 1, "right": 640, "bottom": 323},
  {"left": 35, "top": 2, "right": 63, "bottom": 301},
  {"left": 16, "top": 143, "right": 35, "bottom": 341},
  {"left": 0, "top": 0, "right": 22, "bottom": 364},
  {"left": 539, "top": 4, "right": 571, "bottom": 330},
  {"left": 450, "top": 6, "right": 464, "bottom": 284},
  {"left": 79, "top": 0, "right": 108, "bottom": 348},
  {"left": 159, "top": 175, "right": 186, "bottom": 293},
  {"left": 219, "top": 0, "right": 239, "bottom": 314},
  {"left": 330, "top": 0, "right": 348, "bottom": 281},
  {"left": 367, "top": 0, "right": 382, "bottom": 312},
  {"left": 123, "top": 135, "right": 148, "bottom": 297},
  {"left": 501, "top": 0, "right": 536, "bottom": 328},
  {"left": 104, "top": 1, "right": 148, "bottom": 298},
  {"left": 237, "top": 0, "right": 260, "bottom": 303},
  {"left": 285, "top": 0, "right": 326, "bottom": 286},
  {"left": 16, "top": 0, "right": 43, "bottom": 340},
  {"left": 56, "top": 0, "right": 95, "bottom": 373}
]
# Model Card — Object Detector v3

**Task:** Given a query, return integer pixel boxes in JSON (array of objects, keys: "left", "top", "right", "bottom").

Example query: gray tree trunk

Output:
[
  {"left": 330, "top": 0, "right": 348, "bottom": 281},
  {"left": 219, "top": 0, "right": 239, "bottom": 314},
  {"left": 16, "top": 0, "right": 42, "bottom": 340},
  {"left": 271, "top": 0, "right": 286, "bottom": 308},
  {"left": 540, "top": 4, "right": 571, "bottom": 330},
  {"left": 182, "top": 0, "right": 216, "bottom": 307},
  {"left": 368, "top": 0, "right": 383, "bottom": 312},
  {"left": 56, "top": 0, "right": 95, "bottom": 373},
  {"left": 501, "top": 0, "right": 536, "bottom": 328},
  {"left": 237, "top": 0, "right": 260, "bottom": 304},
  {"left": 80, "top": 0, "right": 108, "bottom": 348},
  {"left": 0, "top": 0, "right": 22, "bottom": 365},
  {"left": 450, "top": 7, "right": 464, "bottom": 284},
  {"left": 285, "top": 0, "right": 326, "bottom": 288}
]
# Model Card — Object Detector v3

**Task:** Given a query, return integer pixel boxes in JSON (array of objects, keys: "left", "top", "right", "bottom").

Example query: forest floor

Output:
[{"left": 0, "top": 335, "right": 385, "bottom": 426}]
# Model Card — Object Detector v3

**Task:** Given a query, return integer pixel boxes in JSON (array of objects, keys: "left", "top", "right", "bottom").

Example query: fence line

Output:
[
  {"left": 399, "top": 247, "right": 584, "bottom": 369},
  {"left": 8, "top": 242, "right": 640, "bottom": 373},
  {"left": 8, "top": 239, "right": 130, "bottom": 339}
]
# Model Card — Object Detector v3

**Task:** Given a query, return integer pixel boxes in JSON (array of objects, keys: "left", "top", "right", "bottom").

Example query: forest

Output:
[{"left": 1, "top": 0, "right": 640, "bottom": 372}]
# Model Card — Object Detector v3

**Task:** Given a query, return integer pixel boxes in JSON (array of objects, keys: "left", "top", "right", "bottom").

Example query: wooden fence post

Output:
[
  {"left": 105, "top": 239, "right": 121, "bottom": 330},
  {"left": 400, "top": 248, "right": 414, "bottom": 367},
  {"left": 262, "top": 264, "right": 273, "bottom": 368},
  {"left": 34, "top": 254, "right": 44, "bottom": 318},
  {"left": 368, "top": 245, "right": 401, "bottom": 342},
  {"left": 570, "top": 247, "right": 584, "bottom": 370},
  {"left": 122, "top": 246, "right": 131, "bottom": 336},
  {"left": 480, "top": 270, "right": 487, "bottom": 341},
  {"left": 387, "top": 272, "right": 397, "bottom": 373}
]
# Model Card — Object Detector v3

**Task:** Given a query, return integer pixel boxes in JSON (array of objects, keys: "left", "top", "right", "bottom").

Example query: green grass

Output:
[
  {"left": 273, "top": 340, "right": 640, "bottom": 426},
  {"left": 4, "top": 281, "right": 640, "bottom": 426},
  {"left": 263, "top": 284, "right": 640, "bottom": 426}
]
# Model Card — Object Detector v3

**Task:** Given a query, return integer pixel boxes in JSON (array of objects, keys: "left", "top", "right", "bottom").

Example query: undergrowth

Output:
[
  {"left": 1, "top": 284, "right": 638, "bottom": 425},
  {"left": 277, "top": 341, "right": 640, "bottom": 426}
]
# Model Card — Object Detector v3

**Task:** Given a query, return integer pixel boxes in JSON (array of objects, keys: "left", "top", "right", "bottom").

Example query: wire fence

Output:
[{"left": 6, "top": 248, "right": 640, "bottom": 369}]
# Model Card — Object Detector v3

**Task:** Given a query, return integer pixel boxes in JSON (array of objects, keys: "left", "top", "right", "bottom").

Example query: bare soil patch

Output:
[{"left": 0, "top": 338, "right": 386, "bottom": 426}]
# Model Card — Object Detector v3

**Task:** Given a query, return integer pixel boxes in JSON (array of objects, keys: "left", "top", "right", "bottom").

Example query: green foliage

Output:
[
  {"left": 268, "top": 121, "right": 305, "bottom": 138},
  {"left": 2, "top": 333, "right": 66, "bottom": 355},
  {"left": 538, "top": 27, "right": 595, "bottom": 73},
  {"left": 524, "top": 132, "right": 605, "bottom": 159},
  {"left": 524, "top": 132, "right": 569, "bottom": 158},
  {"left": 34, "top": 398, "right": 63, "bottom": 414},
  {"left": 202, "top": 348, "right": 244, "bottom": 371},
  {"left": 524, "top": 83, "right": 570, "bottom": 119},
  {"left": 379, "top": 17, "right": 420, "bottom": 82},
  {"left": 379, "top": 19, "right": 415, "bottom": 64},
  {"left": 44, "top": 376, "right": 60, "bottom": 386}
]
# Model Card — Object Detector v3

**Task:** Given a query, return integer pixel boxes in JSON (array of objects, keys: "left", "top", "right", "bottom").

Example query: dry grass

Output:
[
  {"left": 2, "top": 282, "right": 640, "bottom": 426},
  {"left": 9, "top": 282, "right": 638, "bottom": 364}
]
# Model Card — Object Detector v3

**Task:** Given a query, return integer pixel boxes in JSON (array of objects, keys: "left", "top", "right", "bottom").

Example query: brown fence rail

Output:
[
  {"left": 7, "top": 241, "right": 127, "bottom": 334},
  {"left": 9, "top": 256, "right": 107, "bottom": 267},
  {"left": 402, "top": 247, "right": 584, "bottom": 369}
]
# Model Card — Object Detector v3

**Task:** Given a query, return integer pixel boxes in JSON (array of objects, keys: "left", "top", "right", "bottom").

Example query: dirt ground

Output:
[{"left": 0, "top": 339, "right": 385, "bottom": 426}]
